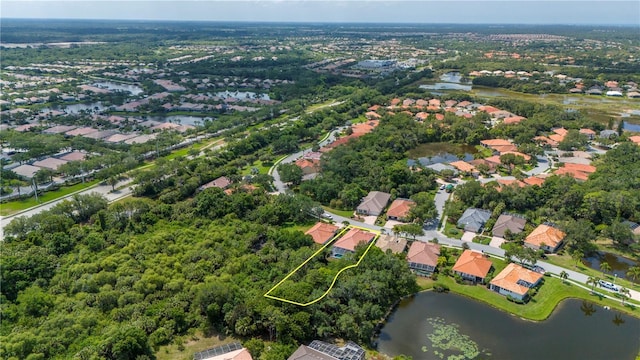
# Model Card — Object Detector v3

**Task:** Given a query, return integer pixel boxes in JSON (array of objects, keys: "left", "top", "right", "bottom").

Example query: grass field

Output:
[
  {"left": 0, "top": 180, "right": 100, "bottom": 216},
  {"left": 321, "top": 206, "right": 354, "bottom": 219}
]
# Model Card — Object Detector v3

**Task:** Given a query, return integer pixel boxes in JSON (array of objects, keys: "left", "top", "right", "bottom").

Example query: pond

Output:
[
  {"left": 622, "top": 121, "right": 640, "bottom": 132},
  {"left": 42, "top": 102, "right": 107, "bottom": 114},
  {"left": 419, "top": 72, "right": 472, "bottom": 92},
  {"left": 408, "top": 143, "right": 477, "bottom": 161},
  {"left": 92, "top": 81, "right": 144, "bottom": 95},
  {"left": 215, "top": 90, "right": 270, "bottom": 100},
  {"left": 148, "top": 115, "right": 212, "bottom": 126},
  {"left": 583, "top": 251, "right": 640, "bottom": 282},
  {"left": 376, "top": 292, "right": 640, "bottom": 360}
]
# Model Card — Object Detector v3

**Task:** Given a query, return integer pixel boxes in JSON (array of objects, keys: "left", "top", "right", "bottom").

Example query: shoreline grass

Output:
[{"left": 418, "top": 274, "right": 639, "bottom": 321}]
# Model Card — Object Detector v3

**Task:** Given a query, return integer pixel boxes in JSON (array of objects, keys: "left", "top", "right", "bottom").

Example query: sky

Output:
[{"left": 1, "top": 0, "right": 639, "bottom": 25}]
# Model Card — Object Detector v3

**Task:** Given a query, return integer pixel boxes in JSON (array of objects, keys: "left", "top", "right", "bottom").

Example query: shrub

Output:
[{"left": 433, "top": 283, "right": 450, "bottom": 293}]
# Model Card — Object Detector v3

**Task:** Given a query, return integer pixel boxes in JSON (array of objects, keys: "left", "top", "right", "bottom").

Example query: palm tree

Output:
[
  {"left": 612, "top": 313, "right": 625, "bottom": 326},
  {"left": 559, "top": 271, "right": 569, "bottom": 284},
  {"left": 600, "top": 261, "right": 612, "bottom": 276},
  {"left": 619, "top": 287, "right": 631, "bottom": 305},
  {"left": 626, "top": 266, "right": 640, "bottom": 282},
  {"left": 587, "top": 276, "right": 600, "bottom": 293},
  {"left": 580, "top": 300, "right": 596, "bottom": 316}
]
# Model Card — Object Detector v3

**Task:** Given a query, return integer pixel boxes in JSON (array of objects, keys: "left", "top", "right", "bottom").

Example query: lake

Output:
[
  {"left": 148, "top": 115, "right": 212, "bottom": 126},
  {"left": 419, "top": 72, "right": 472, "bottom": 92},
  {"left": 583, "top": 251, "right": 640, "bottom": 283},
  {"left": 215, "top": 90, "right": 270, "bottom": 100},
  {"left": 622, "top": 121, "right": 640, "bottom": 132},
  {"left": 42, "top": 102, "right": 107, "bottom": 114},
  {"left": 92, "top": 81, "right": 144, "bottom": 95},
  {"left": 377, "top": 292, "right": 639, "bottom": 360},
  {"left": 408, "top": 142, "right": 477, "bottom": 161}
]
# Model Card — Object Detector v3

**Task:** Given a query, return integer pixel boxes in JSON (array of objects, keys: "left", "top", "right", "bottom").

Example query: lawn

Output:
[
  {"left": 241, "top": 160, "right": 273, "bottom": 175},
  {"left": 156, "top": 331, "right": 240, "bottom": 360},
  {"left": 0, "top": 179, "right": 100, "bottom": 216},
  {"left": 545, "top": 253, "right": 640, "bottom": 292},
  {"left": 443, "top": 222, "right": 463, "bottom": 239},
  {"left": 321, "top": 206, "right": 354, "bottom": 219},
  {"left": 424, "top": 273, "right": 639, "bottom": 321}
]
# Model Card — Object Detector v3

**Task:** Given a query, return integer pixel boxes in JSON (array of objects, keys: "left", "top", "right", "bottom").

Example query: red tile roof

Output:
[
  {"left": 407, "top": 241, "right": 440, "bottom": 267},
  {"left": 333, "top": 228, "right": 375, "bottom": 252},
  {"left": 630, "top": 135, "right": 640, "bottom": 144},
  {"left": 449, "top": 161, "right": 477, "bottom": 173},
  {"left": 453, "top": 250, "right": 493, "bottom": 279},
  {"left": 523, "top": 176, "right": 545, "bottom": 186},
  {"left": 386, "top": 199, "right": 415, "bottom": 220},
  {"left": 503, "top": 116, "right": 526, "bottom": 125},
  {"left": 305, "top": 222, "right": 340, "bottom": 245},
  {"left": 525, "top": 224, "right": 566, "bottom": 249},
  {"left": 490, "top": 263, "right": 543, "bottom": 296}
]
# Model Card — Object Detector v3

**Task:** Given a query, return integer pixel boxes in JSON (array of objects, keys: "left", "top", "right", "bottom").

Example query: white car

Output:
[
  {"left": 439, "top": 184, "right": 446, "bottom": 190},
  {"left": 598, "top": 280, "right": 619, "bottom": 292}
]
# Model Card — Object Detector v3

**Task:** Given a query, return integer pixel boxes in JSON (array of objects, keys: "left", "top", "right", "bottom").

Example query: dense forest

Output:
[{"left": 1, "top": 186, "right": 417, "bottom": 359}]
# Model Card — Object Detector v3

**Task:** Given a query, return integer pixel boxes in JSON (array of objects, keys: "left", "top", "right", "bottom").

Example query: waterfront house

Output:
[
  {"left": 407, "top": 241, "right": 440, "bottom": 276},
  {"left": 452, "top": 250, "right": 493, "bottom": 283},
  {"left": 490, "top": 263, "right": 543, "bottom": 301}
]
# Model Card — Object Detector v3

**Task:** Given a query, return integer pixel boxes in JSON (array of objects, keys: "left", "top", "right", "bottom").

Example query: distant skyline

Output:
[{"left": 1, "top": 1, "right": 639, "bottom": 25}]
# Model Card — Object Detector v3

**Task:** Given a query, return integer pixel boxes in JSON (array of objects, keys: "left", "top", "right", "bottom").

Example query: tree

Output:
[
  {"left": 278, "top": 163, "right": 304, "bottom": 186},
  {"left": 107, "top": 176, "right": 120, "bottom": 192},
  {"left": 587, "top": 276, "right": 600, "bottom": 293},
  {"left": 605, "top": 221, "right": 635, "bottom": 247},
  {"left": 599, "top": 261, "right": 612, "bottom": 276},
  {"left": 393, "top": 223, "right": 424, "bottom": 239},
  {"left": 559, "top": 271, "right": 569, "bottom": 284},
  {"left": 558, "top": 130, "right": 589, "bottom": 151},
  {"left": 618, "top": 287, "right": 631, "bottom": 305},
  {"left": 626, "top": 266, "right": 640, "bottom": 282},
  {"left": 34, "top": 168, "right": 54, "bottom": 185}
]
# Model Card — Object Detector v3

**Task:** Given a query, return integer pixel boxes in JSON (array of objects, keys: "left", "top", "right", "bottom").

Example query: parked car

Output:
[
  {"left": 598, "top": 280, "right": 619, "bottom": 292},
  {"left": 439, "top": 184, "right": 446, "bottom": 190},
  {"left": 531, "top": 265, "right": 546, "bottom": 274},
  {"left": 322, "top": 213, "right": 333, "bottom": 220}
]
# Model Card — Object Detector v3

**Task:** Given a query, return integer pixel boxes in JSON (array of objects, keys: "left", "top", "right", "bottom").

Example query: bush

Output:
[
  {"left": 431, "top": 273, "right": 438, "bottom": 281},
  {"left": 433, "top": 283, "right": 450, "bottom": 293}
]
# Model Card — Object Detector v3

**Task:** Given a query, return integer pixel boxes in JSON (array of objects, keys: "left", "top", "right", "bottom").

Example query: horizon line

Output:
[{"left": 1, "top": 18, "right": 639, "bottom": 27}]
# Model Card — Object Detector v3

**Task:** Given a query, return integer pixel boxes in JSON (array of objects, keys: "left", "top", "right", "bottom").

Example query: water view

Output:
[
  {"left": 419, "top": 72, "right": 473, "bottom": 92},
  {"left": 148, "top": 115, "right": 212, "bottom": 126},
  {"left": 42, "top": 102, "right": 106, "bottom": 114},
  {"left": 622, "top": 121, "right": 640, "bottom": 132},
  {"left": 92, "top": 81, "right": 144, "bottom": 95},
  {"left": 215, "top": 90, "right": 270, "bottom": 100},
  {"left": 377, "top": 292, "right": 640, "bottom": 360},
  {"left": 583, "top": 251, "right": 640, "bottom": 282}
]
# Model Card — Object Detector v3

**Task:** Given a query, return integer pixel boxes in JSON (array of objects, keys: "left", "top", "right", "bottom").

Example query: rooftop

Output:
[
  {"left": 490, "top": 263, "right": 543, "bottom": 296},
  {"left": 453, "top": 250, "right": 493, "bottom": 279},
  {"left": 525, "top": 224, "right": 566, "bottom": 249},
  {"left": 333, "top": 228, "right": 375, "bottom": 252},
  {"left": 375, "top": 234, "right": 407, "bottom": 254},
  {"left": 407, "top": 241, "right": 440, "bottom": 267},
  {"left": 305, "top": 222, "right": 340, "bottom": 245}
]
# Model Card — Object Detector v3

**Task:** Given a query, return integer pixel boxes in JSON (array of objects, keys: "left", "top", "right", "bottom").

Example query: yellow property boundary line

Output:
[{"left": 264, "top": 225, "right": 380, "bottom": 306}]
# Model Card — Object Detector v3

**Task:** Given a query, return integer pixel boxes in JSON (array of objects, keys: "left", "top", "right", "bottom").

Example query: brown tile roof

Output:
[
  {"left": 525, "top": 224, "right": 566, "bottom": 249},
  {"left": 449, "top": 160, "right": 477, "bottom": 173},
  {"left": 490, "top": 263, "right": 543, "bottom": 296},
  {"left": 33, "top": 157, "right": 67, "bottom": 171},
  {"left": 386, "top": 199, "right": 415, "bottom": 220},
  {"left": 333, "top": 228, "right": 375, "bottom": 252},
  {"left": 523, "top": 176, "right": 545, "bottom": 186},
  {"left": 375, "top": 234, "right": 408, "bottom": 254},
  {"left": 533, "top": 136, "right": 559, "bottom": 147},
  {"left": 492, "top": 214, "right": 527, "bottom": 237},
  {"left": 59, "top": 151, "right": 87, "bottom": 162},
  {"left": 503, "top": 116, "right": 526, "bottom": 125},
  {"left": 479, "top": 105, "right": 500, "bottom": 113},
  {"left": 563, "top": 163, "right": 596, "bottom": 173},
  {"left": 630, "top": 135, "right": 640, "bottom": 144},
  {"left": 579, "top": 128, "right": 596, "bottom": 135},
  {"left": 552, "top": 127, "right": 568, "bottom": 136},
  {"left": 453, "top": 250, "right": 493, "bottom": 279},
  {"left": 305, "top": 222, "right": 340, "bottom": 245},
  {"left": 390, "top": 98, "right": 402, "bottom": 106},
  {"left": 499, "top": 151, "right": 531, "bottom": 161},
  {"left": 554, "top": 167, "right": 589, "bottom": 181},
  {"left": 480, "top": 139, "right": 518, "bottom": 153},
  {"left": 367, "top": 105, "right": 381, "bottom": 111},
  {"left": 548, "top": 133, "right": 565, "bottom": 143},
  {"left": 407, "top": 241, "right": 440, "bottom": 267}
]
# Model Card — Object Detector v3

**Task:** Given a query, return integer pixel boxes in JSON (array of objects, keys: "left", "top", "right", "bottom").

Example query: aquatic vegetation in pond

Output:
[{"left": 422, "top": 317, "right": 491, "bottom": 360}]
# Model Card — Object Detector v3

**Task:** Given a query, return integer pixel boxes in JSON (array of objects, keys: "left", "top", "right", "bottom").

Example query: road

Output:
[{"left": 270, "top": 134, "right": 639, "bottom": 303}]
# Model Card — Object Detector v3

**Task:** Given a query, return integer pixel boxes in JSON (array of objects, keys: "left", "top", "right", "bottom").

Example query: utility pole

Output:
[{"left": 32, "top": 178, "right": 39, "bottom": 203}]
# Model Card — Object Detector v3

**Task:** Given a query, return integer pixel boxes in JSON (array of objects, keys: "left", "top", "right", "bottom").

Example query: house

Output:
[
  {"left": 449, "top": 161, "right": 478, "bottom": 177},
  {"left": 386, "top": 198, "right": 415, "bottom": 222},
  {"left": 305, "top": 222, "right": 339, "bottom": 245},
  {"left": 356, "top": 191, "right": 391, "bottom": 216},
  {"left": 289, "top": 341, "right": 365, "bottom": 360},
  {"left": 524, "top": 224, "right": 566, "bottom": 253},
  {"left": 492, "top": 214, "right": 527, "bottom": 238},
  {"left": 599, "top": 130, "right": 617, "bottom": 139},
  {"left": 480, "top": 139, "right": 518, "bottom": 153},
  {"left": 407, "top": 241, "right": 440, "bottom": 276},
  {"left": 33, "top": 157, "right": 68, "bottom": 171},
  {"left": 375, "top": 234, "right": 407, "bottom": 254},
  {"left": 58, "top": 151, "right": 87, "bottom": 162},
  {"left": 193, "top": 343, "right": 252, "bottom": 360},
  {"left": 199, "top": 176, "right": 232, "bottom": 191},
  {"left": 12, "top": 164, "right": 42, "bottom": 179},
  {"left": 469, "top": 158, "right": 497, "bottom": 173},
  {"left": 579, "top": 128, "right": 596, "bottom": 140},
  {"left": 490, "top": 263, "right": 543, "bottom": 301},
  {"left": 295, "top": 158, "right": 320, "bottom": 175},
  {"left": 331, "top": 228, "right": 375, "bottom": 258},
  {"left": 554, "top": 163, "right": 596, "bottom": 182},
  {"left": 523, "top": 176, "right": 546, "bottom": 186},
  {"left": 503, "top": 116, "right": 526, "bottom": 125},
  {"left": 452, "top": 250, "right": 493, "bottom": 283},
  {"left": 622, "top": 220, "right": 640, "bottom": 236},
  {"left": 629, "top": 135, "right": 640, "bottom": 145},
  {"left": 457, "top": 208, "right": 492, "bottom": 233}
]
